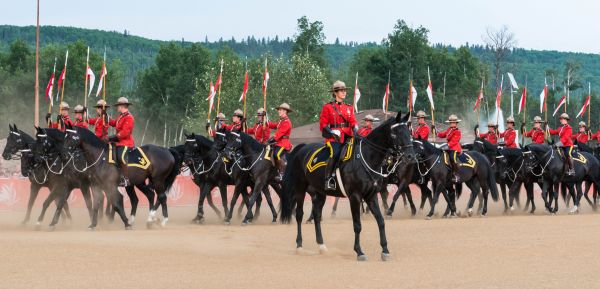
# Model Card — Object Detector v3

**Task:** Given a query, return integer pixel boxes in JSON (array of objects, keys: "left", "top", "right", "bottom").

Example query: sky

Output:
[{"left": 1, "top": 0, "right": 598, "bottom": 53}]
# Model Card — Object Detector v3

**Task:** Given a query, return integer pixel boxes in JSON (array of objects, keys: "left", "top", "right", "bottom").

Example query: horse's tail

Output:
[
  {"left": 280, "top": 143, "right": 306, "bottom": 224},
  {"left": 165, "top": 147, "right": 184, "bottom": 193},
  {"left": 487, "top": 166, "right": 499, "bottom": 201}
]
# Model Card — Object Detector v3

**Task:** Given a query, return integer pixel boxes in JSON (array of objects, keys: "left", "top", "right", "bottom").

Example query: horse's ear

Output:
[
  {"left": 395, "top": 110, "right": 403, "bottom": 122},
  {"left": 13, "top": 124, "right": 18, "bottom": 131},
  {"left": 66, "top": 123, "right": 73, "bottom": 130},
  {"left": 397, "top": 111, "right": 409, "bottom": 123},
  {"left": 9, "top": 124, "right": 13, "bottom": 131}
]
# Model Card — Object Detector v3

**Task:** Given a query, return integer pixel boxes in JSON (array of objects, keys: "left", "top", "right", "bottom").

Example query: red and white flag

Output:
[
  {"left": 409, "top": 81, "right": 418, "bottom": 110},
  {"left": 518, "top": 87, "right": 527, "bottom": 114},
  {"left": 353, "top": 72, "right": 361, "bottom": 113},
  {"left": 576, "top": 95, "right": 591, "bottom": 118},
  {"left": 473, "top": 80, "right": 484, "bottom": 111},
  {"left": 206, "top": 81, "right": 216, "bottom": 111},
  {"left": 382, "top": 82, "right": 390, "bottom": 113},
  {"left": 86, "top": 66, "right": 95, "bottom": 97},
  {"left": 553, "top": 95, "right": 566, "bottom": 116},
  {"left": 45, "top": 72, "right": 55, "bottom": 105},
  {"left": 426, "top": 67, "right": 434, "bottom": 110},
  {"left": 95, "top": 63, "right": 107, "bottom": 97},
  {"left": 55, "top": 69, "right": 66, "bottom": 101},
  {"left": 239, "top": 71, "right": 249, "bottom": 102},
  {"left": 495, "top": 75, "right": 503, "bottom": 111},
  {"left": 540, "top": 79, "right": 548, "bottom": 113}
]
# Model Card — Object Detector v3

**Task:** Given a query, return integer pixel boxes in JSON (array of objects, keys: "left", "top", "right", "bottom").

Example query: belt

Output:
[
  {"left": 330, "top": 123, "right": 349, "bottom": 128},
  {"left": 281, "top": 136, "right": 289, "bottom": 139}
]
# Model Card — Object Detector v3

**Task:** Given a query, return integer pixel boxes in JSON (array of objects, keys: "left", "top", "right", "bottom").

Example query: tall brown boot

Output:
[{"left": 274, "top": 158, "right": 286, "bottom": 182}]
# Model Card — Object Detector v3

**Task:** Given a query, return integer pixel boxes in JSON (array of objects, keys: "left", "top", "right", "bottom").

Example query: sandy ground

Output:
[{"left": 1, "top": 193, "right": 600, "bottom": 289}]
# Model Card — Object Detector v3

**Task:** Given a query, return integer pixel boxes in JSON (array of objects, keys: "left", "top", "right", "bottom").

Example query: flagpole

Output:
[
  {"left": 521, "top": 75, "right": 528, "bottom": 147},
  {"left": 243, "top": 57, "right": 248, "bottom": 120},
  {"left": 476, "top": 79, "right": 483, "bottom": 136},
  {"left": 589, "top": 82, "right": 592, "bottom": 136},
  {"left": 495, "top": 75, "right": 503, "bottom": 128},
  {"left": 58, "top": 50, "right": 68, "bottom": 129},
  {"left": 216, "top": 58, "right": 224, "bottom": 116},
  {"left": 47, "top": 58, "right": 57, "bottom": 127},
  {"left": 84, "top": 47, "right": 89, "bottom": 112},
  {"left": 427, "top": 67, "right": 435, "bottom": 141},
  {"left": 34, "top": 0, "right": 40, "bottom": 126},
  {"left": 354, "top": 72, "right": 359, "bottom": 113},
  {"left": 263, "top": 58, "right": 268, "bottom": 129},
  {"left": 385, "top": 70, "right": 390, "bottom": 121},
  {"left": 102, "top": 47, "right": 106, "bottom": 105}
]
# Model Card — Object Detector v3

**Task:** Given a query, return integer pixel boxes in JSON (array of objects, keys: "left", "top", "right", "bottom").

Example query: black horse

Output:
[
  {"left": 224, "top": 130, "right": 281, "bottom": 225},
  {"left": 30, "top": 127, "right": 95, "bottom": 229},
  {"left": 182, "top": 132, "right": 233, "bottom": 223},
  {"left": 523, "top": 144, "right": 600, "bottom": 214},
  {"left": 2, "top": 124, "right": 72, "bottom": 225},
  {"left": 280, "top": 111, "right": 415, "bottom": 261},
  {"left": 62, "top": 125, "right": 181, "bottom": 229}
]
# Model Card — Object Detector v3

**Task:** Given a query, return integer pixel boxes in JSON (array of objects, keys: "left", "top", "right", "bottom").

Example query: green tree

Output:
[{"left": 292, "top": 16, "right": 327, "bottom": 70}]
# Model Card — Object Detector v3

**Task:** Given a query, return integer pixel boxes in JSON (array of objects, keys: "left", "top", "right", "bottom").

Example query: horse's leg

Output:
[
  {"left": 386, "top": 188, "right": 404, "bottom": 216},
  {"left": 404, "top": 187, "right": 417, "bottom": 216},
  {"left": 206, "top": 184, "right": 223, "bottom": 219},
  {"left": 294, "top": 190, "right": 305, "bottom": 250},
  {"left": 331, "top": 197, "right": 340, "bottom": 217},
  {"left": 367, "top": 196, "right": 390, "bottom": 261},
  {"left": 80, "top": 184, "right": 93, "bottom": 222},
  {"left": 426, "top": 184, "right": 444, "bottom": 219},
  {"left": 48, "top": 188, "right": 71, "bottom": 228},
  {"left": 582, "top": 181, "right": 594, "bottom": 210},
  {"left": 465, "top": 180, "right": 479, "bottom": 217},
  {"left": 22, "top": 183, "right": 42, "bottom": 225},
  {"left": 242, "top": 180, "right": 268, "bottom": 225},
  {"left": 552, "top": 182, "right": 560, "bottom": 213},
  {"left": 109, "top": 188, "right": 131, "bottom": 229},
  {"left": 225, "top": 185, "right": 244, "bottom": 224},
  {"left": 541, "top": 181, "right": 551, "bottom": 212},
  {"left": 35, "top": 187, "right": 58, "bottom": 228},
  {"left": 500, "top": 180, "right": 508, "bottom": 213},
  {"left": 254, "top": 191, "right": 263, "bottom": 220},
  {"left": 380, "top": 187, "right": 390, "bottom": 212},
  {"left": 261, "top": 186, "right": 278, "bottom": 223},
  {"left": 193, "top": 184, "right": 211, "bottom": 223},
  {"left": 419, "top": 184, "right": 432, "bottom": 211},
  {"left": 154, "top": 182, "right": 169, "bottom": 227},
  {"left": 349, "top": 194, "right": 366, "bottom": 261},
  {"left": 311, "top": 193, "right": 327, "bottom": 254},
  {"left": 401, "top": 190, "right": 408, "bottom": 208},
  {"left": 125, "top": 185, "right": 138, "bottom": 224},
  {"left": 569, "top": 182, "right": 581, "bottom": 214}
]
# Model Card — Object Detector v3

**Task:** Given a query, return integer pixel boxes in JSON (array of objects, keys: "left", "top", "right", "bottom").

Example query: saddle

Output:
[
  {"left": 108, "top": 143, "right": 151, "bottom": 169},
  {"left": 306, "top": 139, "right": 354, "bottom": 173},
  {"left": 556, "top": 146, "right": 586, "bottom": 164},
  {"left": 442, "top": 151, "right": 476, "bottom": 169}
]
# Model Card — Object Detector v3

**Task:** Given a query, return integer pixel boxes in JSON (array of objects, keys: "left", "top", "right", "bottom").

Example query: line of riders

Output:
[{"left": 6, "top": 79, "right": 600, "bottom": 260}]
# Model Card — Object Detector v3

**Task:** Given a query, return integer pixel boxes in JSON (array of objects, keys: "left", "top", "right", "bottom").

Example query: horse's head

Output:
[
  {"left": 212, "top": 128, "right": 228, "bottom": 152},
  {"left": 183, "top": 133, "right": 200, "bottom": 165},
  {"left": 62, "top": 124, "right": 83, "bottom": 160},
  {"left": 3, "top": 124, "right": 28, "bottom": 160},
  {"left": 389, "top": 111, "right": 416, "bottom": 160},
  {"left": 224, "top": 130, "right": 243, "bottom": 161},
  {"left": 32, "top": 126, "right": 57, "bottom": 164},
  {"left": 522, "top": 144, "right": 548, "bottom": 174}
]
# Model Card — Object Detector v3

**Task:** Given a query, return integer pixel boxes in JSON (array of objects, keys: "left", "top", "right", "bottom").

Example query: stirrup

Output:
[
  {"left": 418, "top": 177, "right": 425, "bottom": 185},
  {"left": 119, "top": 177, "right": 130, "bottom": 187},
  {"left": 452, "top": 174, "right": 461, "bottom": 183},
  {"left": 325, "top": 176, "right": 337, "bottom": 190},
  {"left": 567, "top": 169, "right": 575, "bottom": 176}
]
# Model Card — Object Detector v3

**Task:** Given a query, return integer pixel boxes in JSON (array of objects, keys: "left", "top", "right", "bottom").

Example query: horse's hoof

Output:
[
  {"left": 193, "top": 218, "right": 205, "bottom": 224},
  {"left": 385, "top": 209, "right": 393, "bottom": 216},
  {"left": 319, "top": 244, "right": 328, "bottom": 254},
  {"left": 331, "top": 212, "right": 336, "bottom": 218},
  {"left": 467, "top": 209, "right": 473, "bottom": 217},
  {"left": 87, "top": 226, "right": 96, "bottom": 231},
  {"left": 128, "top": 215, "right": 136, "bottom": 225},
  {"left": 425, "top": 216, "right": 432, "bottom": 220},
  {"left": 450, "top": 214, "right": 458, "bottom": 219},
  {"left": 146, "top": 222, "right": 153, "bottom": 229},
  {"left": 34, "top": 223, "right": 42, "bottom": 231},
  {"left": 125, "top": 225, "right": 133, "bottom": 230},
  {"left": 357, "top": 254, "right": 368, "bottom": 262},
  {"left": 381, "top": 253, "right": 391, "bottom": 261},
  {"left": 271, "top": 220, "right": 277, "bottom": 224},
  {"left": 305, "top": 220, "right": 313, "bottom": 224},
  {"left": 480, "top": 214, "right": 487, "bottom": 218},
  {"left": 47, "top": 225, "right": 56, "bottom": 232},
  {"left": 241, "top": 221, "right": 249, "bottom": 226},
  {"left": 160, "top": 218, "right": 168, "bottom": 227},
  {"left": 224, "top": 220, "right": 231, "bottom": 225}
]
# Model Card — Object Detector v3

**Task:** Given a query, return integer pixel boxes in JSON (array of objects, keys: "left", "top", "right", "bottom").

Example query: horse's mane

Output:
[
  {"left": 193, "top": 134, "right": 214, "bottom": 150},
  {"left": 238, "top": 131, "right": 263, "bottom": 152},
  {"left": 415, "top": 138, "right": 441, "bottom": 155},
  {"left": 366, "top": 117, "right": 394, "bottom": 141},
  {"left": 75, "top": 126, "right": 108, "bottom": 149},
  {"left": 500, "top": 147, "right": 523, "bottom": 159},
  {"left": 17, "top": 129, "right": 35, "bottom": 144},
  {"left": 43, "top": 128, "right": 65, "bottom": 144},
  {"left": 478, "top": 138, "right": 498, "bottom": 151},
  {"left": 525, "top": 144, "right": 550, "bottom": 153}
]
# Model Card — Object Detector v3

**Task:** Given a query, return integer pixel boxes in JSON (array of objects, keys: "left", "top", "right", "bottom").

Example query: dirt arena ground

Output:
[{"left": 1, "top": 194, "right": 600, "bottom": 289}]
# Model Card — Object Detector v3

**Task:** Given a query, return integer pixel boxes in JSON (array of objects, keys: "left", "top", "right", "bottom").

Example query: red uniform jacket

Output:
[
  {"left": 437, "top": 127, "right": 462, "bottom": 153},
  {"left": 88, "top": 115, "right": 109, "bottom": 140},
  {"left": 548, "top": 124, "right": 573, "bottom": 147},
  {"left": 571, "top": 132, "right": 589, "bottom": 144},
  {"left": 319, "top": 101, "right": 357, "bottom": 143},
  {"left": 479, "top": 131, "right": 498, "bottom": 144},
  {"left": 247, "top": 122, "right": 270, "bottom": 144},
  {"left": 73, "top": 117, "right": 88, "bottom": 129},
  {"left": 267, "top": 117, "right": 292, "bottom": 151},
  {"left": 109, "top": 112, "right": 135, "bottom": 147},
  {"left": 50, "top": 115, "right": 74, "bottom": 132},
  {"left": 222, "top": 121, "right": 242, "bottom": 132},
  {"left": 413, "top": 124, "right": 430, "bottom": 140},
  {"left": 524, "top": 128, "right": 545, "bottom": 144},
  {"left": 500, "top": 128, "right": 517, "bottom": 148},
  {"left": 357, "top": 126, "right": 372, "bottom": 137}
]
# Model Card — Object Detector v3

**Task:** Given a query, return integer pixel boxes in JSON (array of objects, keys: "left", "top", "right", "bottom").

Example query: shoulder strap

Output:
[{"left": 331, "top": 102, "right": 350, "bottom": 124}]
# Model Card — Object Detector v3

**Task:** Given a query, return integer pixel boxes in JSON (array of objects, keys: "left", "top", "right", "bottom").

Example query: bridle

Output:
[{"left": 523, "top": 147, "right": 554, "bottom": 177}]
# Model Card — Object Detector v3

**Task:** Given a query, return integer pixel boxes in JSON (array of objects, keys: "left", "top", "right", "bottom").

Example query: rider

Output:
[
  {"left": 499, "top": 116, "right": 517, "bottom": 148},
  {"left": 108, "top": 97, "right": 135, "bottom": 186},
  {"left": 206, "top": 113, "right": 227, "bottom": 137},
  {"left": 266, "top": 103, "right": 293, "bottom": 181},
  {"left": 437, "top": 114, "right": 464, "bottom": 182},
  {"left": 357, "top": 114, "right": 374, "bottom": 137},
  {"left": 319, "top": 80, "right": 357, "bottom": 190},
  {"left": 547, "top": 113, "right": 575, "bottom": 176},
  {"left": 72, "top": 105, "right": 89, "bottom": 129},
  {"left": 223, "top": 109, "right": 244, "bottom": 131},
  {"left": 88, "top": 99, "right": 110, "bottom": 141},
  {"left": 246, "top": 108, "right": 271, "bottom": 144},
  {"left": 47, "top": 102, "right": 74, "bottom": 131},
  {"left": 523, "top": 116, "right": 545, "bottom": 144},
  {"left": 412, "top": 110, "right": 430, "bottom": 141},
  {"left": 479, "top": 121, "right": 498, "bottom": 144},
  {"left": 572, "top": 121, "right": 589, "bottom": 144}
]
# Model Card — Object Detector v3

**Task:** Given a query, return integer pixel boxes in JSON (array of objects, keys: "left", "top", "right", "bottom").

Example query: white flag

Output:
[
  {"left": 507, "top": 72, "right": 519, "bottom": 90},
  {"left": 86, "top": 66, "right": 95, "bottom": 97}
]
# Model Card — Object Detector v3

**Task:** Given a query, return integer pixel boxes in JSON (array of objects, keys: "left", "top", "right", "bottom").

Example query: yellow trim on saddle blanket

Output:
[
  {"left": 128, "top": 147, "right": 151, "bottom": 169},
  {"left": 453, "top": 151, "right": 476, "bottom": 168},
  {"left": 306, "top": 139, "right": 354, "bottom": 173},
  {"left": 108, "top": 143, "right": 115, "bottom": 164},
  {"left": 265, "top": 145, "right": 272, "bottom": 161}
]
